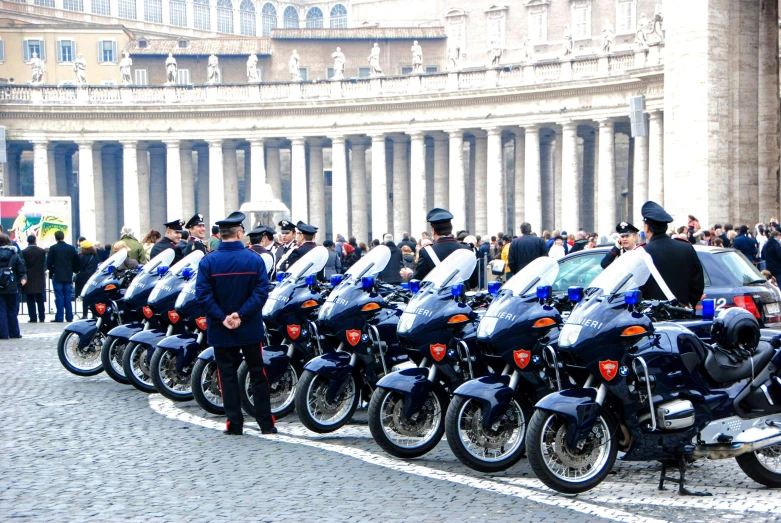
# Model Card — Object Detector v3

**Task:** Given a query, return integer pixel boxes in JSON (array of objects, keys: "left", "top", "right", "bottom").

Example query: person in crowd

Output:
[
  {"left": 182, "top": 214, "right": 209, "bottom": 255},
  {"left": 400, "top": 245, "right": 416, "bottom": 270},
  {"left": 756, "top": 223, "right": 768, "bottom": 255},
  {"left": 322, "top": 240, "right": 342, "bottom": 279},
  {"left": 74, "top": 241, "right": 100, "bottom": 319},
  {"left": 585, "top": 234, "right": 598, "bottom": 249},
  {"left": 348, "top": 237, "right": 363, "bottom": 258},
  {"left": 720, "top": 223, "right": 734, "bottom": 248},
  {"left": 548, "top": 236, "right": 566, "bottom": 260},
  {"left": 358, "top": 242, "right": 369, "bottom": 256},
  {"left": 281, "top": 222, "right": 318, "bottom": 271},
  {"left": 114, "top": 226, "right": 147, "bottom": 263},
  {"left": 398, "top": 232, "right": 416, "bottom": 252},
  {"left": 342, "top": 242, "right": 358, "bottom": 269},
  {"left": 0, "top": 234, "right": 26, "bottom": 339},
  {"left": 420, "top": 231, "right": 430, "bottom": 242},
  {"left": 501, "top": 234, "right": 512, "bottom": 278},
  {"left": 711, "top": 237, "right": 724, "bottom": 247},
  {"left": 47, "top": 230, "right": 78, "bottom": 323},
  {"left": 601, "top": 222, "right": 640, "bottom": 269},
  {"left": 508, "top": 223, "right": 548, "bottom": 276},
  {"left": 208, "top": 225, "right": 221, "bottom": 251},
  {"left": 150, "top": 219, "right": 184, "bottom": 264},
  {"left": 732, "top": 225, "right": 759, "bottom": 264},
  {"left": 112, "top": 241, "right": 140, "bottom": 275},
  {"left": 371, "top": 238, "right": 380, "bottom": 249},
  {"left": 378, "top": 234, "right": 403, "bottom": 284},
  {"left": 761, "top": 270, "right": 781, "bottom": 300},
  {"left": 764, "top": 230, "right": 781, "bottom": 280},
  {"left": 141, "top": 230, "right": 161, "bottom": 261},
  {"left": 569, "top": 231, "right": 589, "bottom": 252},
  {"left": 274, "top": 220, "right": 298, "bottom": 269},
  {"left": 21, "top": 234, "right": 45, "bottom": 323}
]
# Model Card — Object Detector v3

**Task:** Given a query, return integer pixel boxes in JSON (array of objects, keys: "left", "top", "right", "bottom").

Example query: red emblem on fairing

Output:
[
  {"left": 95, "top": 303, "right": 107, "bottom": 315},
  {"left": 142, "top": 306, "right": 154, "bottom": 319},
  {"left": 514, "top": 350, "right": 531, "bottom": 369},
  {"left": 168, "top": 311, "right": 180, "bottom": 323},
  {"left": 430, "top": 343, "right": 447, "bottom": 362},
  {"left": 195, "top": 317, "right": 207, "bottom": 331},
  {"left": 287, "top": 324, "right": 301, "bottom": 340},
  {"left": 599, "top": 360, "right": 619, "bottom": 381},
  {"left": 346, "top": 329, "right": 361, "bottom": 346}
]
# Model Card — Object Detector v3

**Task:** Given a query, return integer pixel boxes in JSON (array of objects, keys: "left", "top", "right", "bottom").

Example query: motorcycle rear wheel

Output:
[
  {"left": 57, "top": 329, "right": 104, "bottom": 376},
  {"left": 121, "top": 342, "right": 157, "bottom": 393},
  {"left": 238, "top": 360, "right": 298, "bottom": 420},
  {"left": 100, "top": 335, "right": 129, "bottom": 384},
  {"left": 191, "top": 358, "right": 225, "bottom": 415},
  {"left": 150, "top": 347, "right": 194, "bottom": 401},
  {"left": 294, "top": 369, "right": 359, "bottom": 433},
  {"left": 736, "top": 444, "right": 781, "bottom": 488}
]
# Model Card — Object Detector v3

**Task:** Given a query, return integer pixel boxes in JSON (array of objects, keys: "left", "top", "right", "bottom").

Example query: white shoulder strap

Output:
[
  {"left": 638, "top": 247, "right": 676, "bottom": 301},
  {"left": 424, "top": 245, "right": 441, "bottom": 266}
]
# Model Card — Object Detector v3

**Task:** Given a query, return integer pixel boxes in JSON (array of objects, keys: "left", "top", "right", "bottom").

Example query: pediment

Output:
[
  {"left": 484, "top": 4, "right": 509, "bottom": 13},
  {"left": 445, "top": 8, "right": 468, "bottom": 18},
  {"left": 524, "top": 0, "right": 550, "bottom": 6}
]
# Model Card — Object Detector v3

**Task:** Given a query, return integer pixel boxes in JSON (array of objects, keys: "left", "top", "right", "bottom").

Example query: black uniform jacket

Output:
[
  {"left": 150, "top": 237, "right": 184, "bottom": 265},
  {"left": 275, "top": 241, "right": 296, "bottom": 265},
  {"left": 282, "top": 241, "right": 316, "bottom": 272},
  {"left": 181, "top": 237, "right": 208, "bottom": 256},
  {"left": 640, "top": 234, "right": 705, "bottom": 308},
  {"left": 413, "top": 237, "right": 479, "bottom": 288}
]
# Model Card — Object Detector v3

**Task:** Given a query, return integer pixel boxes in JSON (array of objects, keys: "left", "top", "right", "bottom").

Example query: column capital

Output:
[
  {"left": 559, "top": 120, "right": 579, "bottom": 132},
  {"left": 648, "top": 110, "right": 663, "bottom": 120},
  {"left": 597, "top": 117, "right": 617, "bottom": 127},
  {"left": 329, "top": 136, "right": 346, "bottom": 146},
  {"left": 523, "top": 124, "right": 541, "bottom": 134},
  {"left": 409, "top": 131, "right": 426, "bottom": 141},
  {"left": 163, "top": 139, "right": 182, "bottom": 147},
  {"left": 368, "top": 132, "right": 387, "bottom": 141},
  {"left": 290, "top": 137, "right": 306, "bottom": 146},
  {"left": 485, "top": 127, "right": 502, "bottom": 137},
  {"left": 445, "top": 128, "right": 465, "bottom": 138},
  {"left": 31, "top": 139, "right": 48, "bottom": 148}
]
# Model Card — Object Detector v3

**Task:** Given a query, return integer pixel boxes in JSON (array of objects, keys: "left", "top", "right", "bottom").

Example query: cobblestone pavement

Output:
[{"left": 2, "top": 322, "right": 781, "bottom": 522}]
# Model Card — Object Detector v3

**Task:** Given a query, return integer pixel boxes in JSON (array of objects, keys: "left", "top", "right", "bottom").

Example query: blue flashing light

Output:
[
  {"left": 330, "top": 274, "right": 343, "bottom": 286},
  {"left": 536, "top": 285, "right": 552, "bottom": 300},
  {"left": 702, "top": 299, "right": 716, "bottom": 320},
  {"left": 106, "top": 265, "right": 115, "bottom": 274},
  {"left": 487, "top": 281, "right": 501, "bottom": 296},
  {"left": 305, "top": 274, "right": 316, "bottom": 286},
  {"left": 157, "top": 266, "right": 169, "bottom": 276},
  {"left": 409, "top": 280, "right": 420, "bottom": 293},
  {"left": 182, "top": 267, "right": 194, "bottom": 280},
  {"left": 625, "top": 290, "right": 642, "bottom": 306},
  {"left": 567, "top": 286, "right": 584, "bottom": 303},
  {"left": 451, "top": 283, "right": 464, "bottom": 297},
  {"left": 361, "top": 275, "right": 376, "bottom": 290},
  {"left": 137, "top": 265, "right": 144, "bottom": 272},
  {"left": 401, "top": 282, "right": 410, "bottom": 290},
  {"left": 276, "top": 272, "right": 286, "bottom": 282}
]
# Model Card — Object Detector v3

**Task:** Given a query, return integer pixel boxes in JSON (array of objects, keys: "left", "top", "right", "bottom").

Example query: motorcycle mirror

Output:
[
  {"left": 567, "top": 286, "right": 584, "bottom": 303},
  {"left": 409, "top": 279, "right": 420, "bottom": 293},
  {"left": 625, "top": 289, "right": 642, "bottom": 306},
  {"left": 305, "top": 274, "right": 316, "bottom": 286},
  {"left": 451, "top": 283, "right": 464, "bottom": 298},
  {"left": 487, "top": 281, "right": 501, "bottom": 296},
  {"left": 536, "top": 285, "right": 552, "bottom": 301},
  {"left": 401, "top": 282, "right": 410, "bottom": 290},
  {"left": 330, "top": 274, "right": 343, "bottom": 286},
  {"left": 701, "top": 298, "right": 716, "bottom": 320},
  {"left": 361, "top": 275, "right": 376, "bottom": 290},
  {"left": 157, "top": 266, "right": 169, "bottom": 276}
]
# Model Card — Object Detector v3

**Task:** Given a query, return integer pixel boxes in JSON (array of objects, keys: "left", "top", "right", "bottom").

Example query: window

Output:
[
  {"left": 194, "top": 0, "right": 210, "bottom": 30},
  {"left": 98, "top": 40, "right": 118, "bottom": 63},
  {"left": 144, "top": 0, "right": 163, "bottom": 23},
  {"left": 91, "top": 0, "right": 110, "bottom": 15},
  {"left": 326, "top": 67, "right": 334, "bottom": 79},
  {"left": 528, "top": 9, "right": 547, "bottom": 42},
  {"left": 283, "top": 6, "right": 299, "bottom": 28},
  {"left": 715, "top": 252, "right": 764, "bottom": 286},
  {"left": 261, "top": 3, "right": 277, "bottom": 36},
  {"left": 177, "top": 69, "right": 191, "bottom": 85},
  {"left": 57, "top": 40, "right": 76, "bottom": 63},
  {"left": 616, "top": 0, "right": 636, "bottom": 34},
  {"left": 178, "top": 39, "right": 188, "bottom": 48},
  {"left": 552, "top": 253, "right": 604, "bottom": 291},
  {"left": 330, "top": 4, "right": 347, "bottom": 28},
  {"left": 0, "top": 40, "right": 5, "bottom": 62},
  {"left": 138, "top": 39, "right": 148, "bottom": 48},
  {"left": 306, "top": 7, "right": 323, "bottom": 28},
  {"left": 134, "top": 69, "right": 148, "bottom": 85},
  {"left": 240, "top": 0, "right": 256, "bottom": 36},
  {"left": 358, "top": 67, "right": 370, "bottom": 78},
  {"left": 170, "top": 0, "right": 187, "bottom": 27},
  {"left": 298, "top": 68, "right": 308, "bottom": 81},
  {"left": 425, "top": 66, "right": 438, "bottom": 73},
  {"left": 571, "top": 1, "right": 591, "bottom": 39},
  {"left": 23, "top": 39, "right": 45, "bottom": 62},
  {"left": 118, "top": 0, "right": 136, "bottom": 19},
  {"left": 401, "top": 66, "right": 413, "bottom": 75},
  {"left": 33, "top": 0, "right": 55, "bottom": 7},
  {"left": 217, "top": 0, "right": 234, "bottom": 34},
  {"left": 63, "top": 0, "right": 84, "bottom": 12}
]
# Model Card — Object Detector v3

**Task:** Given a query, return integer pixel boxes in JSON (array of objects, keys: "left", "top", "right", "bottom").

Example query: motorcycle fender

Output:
[
  {"left": 262, "top": 345, "right": 291, "bottom": 384},
  {"left": 129, "top": 329, "right": 168, "bottom": 366},
  {"left": 107, "top": 322, "right": 145, "bottom": 342},
  {"left": 534, "top": 388, "right": 601, "bottom": 448},
  {"left": 304, "top": 351, "right": 354, "bottom": 403},
  {"left": 453, "top": 374, "right": 513, "bottom": 429},
  {"left": 197, "top": 346, "right": 215, "bottom": 362},
  {"left": 375, "top": 367, "right": 433, "bottom": 419},
  {"left": 157, "top": 333, "right": 200, "bottom": 372},
  {"left": 64, "top": 319, "right": 98, "bottom": 350}
]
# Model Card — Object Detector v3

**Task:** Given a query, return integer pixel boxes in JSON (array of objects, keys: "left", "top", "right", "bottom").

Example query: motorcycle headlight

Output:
[
  {"left": 398, "top": 312, "right": 416, "bottom": 335},
  {"left": 317, "top": 302, "right": 334, "bottom": 320},
  {"left": 476, "top": 316, "right": 498, "bottom": 338},
  {"left": 559, "top": 324, "right": 582, "bottom": 348}
]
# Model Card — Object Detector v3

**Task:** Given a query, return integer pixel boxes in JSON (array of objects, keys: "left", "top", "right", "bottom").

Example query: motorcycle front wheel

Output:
[
  {"left": 736, "top": 444, "right": 781, "bottom": 488},
  {"left": 150, "top": 347, "right": 194, "bottom": 401},
  {"left": 238, "top": 360, "right": 299, "bottom": 420},
  {"left": 100, "top": 335, "right": 129, "bottom": 384},
  {"left": 294, "top": 369, "right": 359, "bottom": 433},
  {"left": 57, "top": 329, "right": 104, "bottom": 376},
  {"left": 121, "top": 342, "right": 157, "bottom": 393},
  {"left": 191, "top": 358, "right": 224, "bottom": 415},
  {"left": 368, "top": 385, "right": 447, "bottom": 459},
  {"left": 526, "top": 409, "right": 617, "bottom": 494}
]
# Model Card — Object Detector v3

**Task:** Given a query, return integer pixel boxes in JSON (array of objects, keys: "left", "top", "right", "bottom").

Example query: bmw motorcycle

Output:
[
  {"left": 57, "top": 249, "right": 139, "bottom": 376},
  {"left": 526, "top": 248, "right": 781, "bottom": 495}
]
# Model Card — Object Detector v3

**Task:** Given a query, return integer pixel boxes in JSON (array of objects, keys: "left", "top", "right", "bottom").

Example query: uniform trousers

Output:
[{"left": 214, "top": 343, "right": 275, "bottom": 432}]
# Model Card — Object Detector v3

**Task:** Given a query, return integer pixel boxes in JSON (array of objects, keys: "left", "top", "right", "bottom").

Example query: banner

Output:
[{"left": 0, "top": 197, "right": 72, "bottom": 249}]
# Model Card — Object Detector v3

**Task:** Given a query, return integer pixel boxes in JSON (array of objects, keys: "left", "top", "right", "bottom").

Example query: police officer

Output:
[
  {"left": 640, "top": 201, "right": 705, "bottom": 308},
  {"left": 281, "top": 221, "right": 318, "bottom": 271},
  {"left": 150, "top": 219, "right": 184, "bottom": 264},
  {"left": 181, "top": 213, "right": 209, "bottom": 256},
  {"left": 600, "top": 221, "right": 641, "bottom": 269},
  {"left": 248, "top": 225, "right": 276, "bottom": 278},
  {"left": 275, "top": 220, "right": 297, "bottom": 270},
  {"left": 400, "top": 208, "right": 478, "bottom": 287},
  {"left": 195, "top": 211, "right": 276, "bottom": 436}
]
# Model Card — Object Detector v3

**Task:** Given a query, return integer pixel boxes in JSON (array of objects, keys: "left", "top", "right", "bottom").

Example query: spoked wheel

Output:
[
  {"left": 445, "top": 395, "right": 530, "bottom": 473},
  {"left": 57, "top": 330, "right": 104, "bottom": 376},
  {"left": 368, "top": 385, "right": 447, "bottom": 459},
  {"left": 121, "top": 342, "right": 157, "bottom": 393},
  {"left": 526, "top": 410, "right": 618, "bottom": 494},
  {"left": 150, "top": 347, "right": 194, "bottom": 401},
  {"left": 294, "top": 370, "right": 359, "bottom": 433},
  {"left": 100, "top": 336, "right": 129, "bottom": 384},
  {"left": 191, "top": 358, "right": 224, "bottom": 415},
  {"left": 736, "top": 444, "right": 781, "bottom": 488},
  {"left": 239, "top": 361, "right": 299, "bottom": 420}
]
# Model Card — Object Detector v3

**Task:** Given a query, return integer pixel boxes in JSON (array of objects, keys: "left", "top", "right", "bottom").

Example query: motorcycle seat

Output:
[{"left": 702, "top": 341, "right": 775, "bottom": 384}]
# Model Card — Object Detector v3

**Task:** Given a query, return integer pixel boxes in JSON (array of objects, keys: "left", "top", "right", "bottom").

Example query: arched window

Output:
[
  {"left": 217, "top": 0, "right": 234, "bottom": 33},
  {"left": 283, "top": 6, "right": 299, "bottom": 28},
  {"left": 261, "top": 3, "right": 277, "bottom": 36},
  {"left": 193, "top": 0, "right": 210, "bottom": 30},
  {"left": 330, "top": 4, "right": 347, "bottom": 28},
  {"left": 306, "top": 6, "right": 323, "bottom": 28},
  {"left": 240, "top": 0, "right": 256, "bottom": 36}
]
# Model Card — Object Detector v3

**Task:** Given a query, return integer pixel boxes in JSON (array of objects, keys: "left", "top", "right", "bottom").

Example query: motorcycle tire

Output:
[
  {"left": 121, "top": 342, "right": 157, "bottom": 393},
  {"left": 445, "top": 394, "right": 531, "bottom": 473},
  {"left": 100, "top": 335, "right": 130, "bottom": 385},
  {"left": 735, "top": 445, "right": 781, "bottom": 488},
  {"left": 191, "top": 358, "right": 225, "bottom": 415},
  {"left": 150, "top": 347, "right": 194, "bottom": 402},
  {"left": 294, "top": 369, "right": 359, "bottom": 433},
  {"left": 238, "top": 361, "right": 298, "bottom": 421},
  {"left": 368, "top": 385, "right": 448, "bottom": 459},
  {"left": 526, "top": 409, "right": 618, "bottom": 494},
  {"left": 57, "top": 329, "right": 104, "bottom": 377}
]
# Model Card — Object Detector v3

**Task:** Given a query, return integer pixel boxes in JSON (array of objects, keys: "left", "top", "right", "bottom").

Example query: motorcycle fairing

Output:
[
  {"left": 262, "top": 345, "right": 291, "bottom": 383},
  {"left": 197, "top": 346, "right": 215, "bottom": 361},
  {"left": 157, "top": 332, "right": 201, "bottom": 372},
  {"left": 534, "top": 387, "right": 601, "bottom": 447},
  {"left": 303, "top": 351, "right": 355, "bottom": 403},
  {"left": 129, "top": 328, "right": 168, "bottom": 365},
  {"left": 453, "top": 374, "right": 514, "bottom": 429},
  {"left": 64, "top": 319, "right": 99, "bottom": 349},
  {"left": 375, "top": 367, "right": 433, "bottom": 419},
  {"left": 107, "top": 321, "right": 145, "bottom": 342}
]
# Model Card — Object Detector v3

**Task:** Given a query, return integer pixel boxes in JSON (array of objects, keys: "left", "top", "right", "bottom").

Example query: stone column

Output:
[
  {"left": 425, "top": 138, "right": 435, "bottom": 212},
  {"left": 102, "top": 147, "right": 119, "bottom": 242},
  {"left": 331, "top": 136, "right": 349, "bottom": 240},
  {"left": 409, "top": 132, "right": 427, "bottom": 240},
  {"left": 180, "top": 147, "right": 195, "bottom": 219},
  {"left": 53, "top": 147, "right": 67, "bottom": 197},
  {"left": 758, "top": 0, "right": 780, "bottom": 221},
  {"left": 249, "top": 138, "right": 267, "bottom": 202},
  {"left": 308, "top": 139, "right": 326, "bottom": 231},
  {"left": 207, "top": 139, "right": 225, "bottom": 223},
  {"left": 76, "top": 141, "right": 96, "bottom": 242},
  {"left": 32, "top": 140, "right": 50, "bottom": 197},
  {"left": 581, "top": 127, "right": 597, "bottom": 231},
  {"left": 561, "top": 122, "right": 580, "bottom": 234},
  {"left": 524, "top": 125, "right": 542, "bottom": 232},
  {"left": 370, "top": 134, "right": 388, "bottom": 239},
  {"left": 648, "top": 111, "right": 664, "bottom": 205},
  {"left": 267, "top": 145, "right": 281, "bottom": 200},
  {"left": 486, "top": 128, "right": 505, "bottom": 238},
  {"left": 196, "top": 147, "right": 210, "bottom": 225},
  {"left": 553, "top": 128, "right": 563, "bottom": 228},
  {"left": 540, "top": 135, "right": 555, "bottom": 232},
  {"left": 513, "top": 131, "right": 525, "bottom": 231},
  {"left": 448, "top": 130, "right": 466, "bottom": 232},
  {"left": 5, "top": 148, "right": 21, "bottom": 196},
  {"left": 473, "top": 132, "right": 488, "bottom": 236},
  {"left": 222, "top": 143, "right": 239, "bottom": 214},
  {"left": 163, "top": 140, "right": 182, "bottom": 220},
  {"left": 597, "top": 119, "right": 616, "bottom": 236},
  {"left": 392, "top": 135, "right": 410, "bottom": 239},
  {"left": 148, "top": 147, "right": 166, "bottom": 232},
  {"left": 136, "top": 144, "right": 150, "bottom": 236},
  {"left": 92, "top": 146, "right": 105, "bottom": 244},
  {"left": 351, "top": 141, "right": 368, "bottom": 244},
  {"left": 120, "top": 140, "right": 141, "bottom": 236},
  {"left": 242, "top": 149, "right": 251, "bottom": 204},
  {"left": 632, "top": 131, "right": 649, "bottom": 226},
  {"left": 433, "top": 134, "right": 449, "bottom": 209},
  {"left": 290, "top": 138, "right": 308, "bottom": 222}
]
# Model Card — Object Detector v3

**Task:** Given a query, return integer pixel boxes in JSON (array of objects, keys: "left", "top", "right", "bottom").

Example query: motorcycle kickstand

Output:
[{"left": 657, "top": 457, "right": 712, "bottom": 497}]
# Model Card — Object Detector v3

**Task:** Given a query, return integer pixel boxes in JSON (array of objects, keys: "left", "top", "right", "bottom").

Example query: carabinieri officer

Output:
[
  {"left": 248, "top": 225, "right": 276, "bottom": 278},
  {"left": 281, "top": 221, "right": 318, "bottom": 271},
  {"left": 195, "top": 211, "right": 276, "bottom": 436},
  {"left": 274, "top": 220, "right": 297, "bottom": 270},
  {"left": 182, "top": 213, "right": 209, "bottom": 255},
  {"left": 150, "top": 218, "right": 184, "bottom": 264},
  {"left": 600, "top": 221, "right": 641, "bottom": 269}
]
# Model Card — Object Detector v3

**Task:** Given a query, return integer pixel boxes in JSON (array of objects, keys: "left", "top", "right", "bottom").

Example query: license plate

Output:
[{"left": 766, "top": 302, "right": 780, "bottom": 316}]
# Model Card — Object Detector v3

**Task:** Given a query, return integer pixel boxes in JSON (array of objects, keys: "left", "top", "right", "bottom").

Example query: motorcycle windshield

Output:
[
  {"left": 82, "top": 248, "right": 128, "bottom": 291},
  {"left": 344, "top": 245, "right": 390, "bottom": 283},
  {"left": 124, "top": 248, "right": 176, "bottom": 301},
  {"left": 286, "top": 246, "right": 329, "bottom": 281},
  {"left": 421, "top": 249, "right": 476, "bottom": 290},
  {"left": 174, "top": 276, "right": 198, "bottom": 311},
  {"left": 148, "top": 251, "right": 204, "bottom": 304},
  {"left": 586, "top": 248, "right": 652, "bottom": 297},
  {"left": 502, "top": 257, "right": 560, "bottom": 296}
]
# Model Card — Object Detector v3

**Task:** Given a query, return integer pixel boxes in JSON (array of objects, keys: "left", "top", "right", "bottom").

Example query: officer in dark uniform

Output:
[
  {"left": 640, "top": 201, "right": 705, "bottom": 308},
  {"left": 248, "top": 225, "right": 276, "bottom": 278},
  {"left": 150, "top": 219, "right": 184, "bottom": 264},
  {"left": 400, "top": 208, "right": 478, "bottom": 288},
  {"left": 195, "top": 211, "right": 276, "bottom": 436},
  {"left": 181, "top": 213, "right": 209, "bottom": 256},
  {"left": 281, "top": 221, "right": 318, "bottom": 271},
  {"left": 274, "top": 220, "right": 297, "bottom": 271},
  {"left": 601, "top": 221, "right": 641, "bottom": 269}
]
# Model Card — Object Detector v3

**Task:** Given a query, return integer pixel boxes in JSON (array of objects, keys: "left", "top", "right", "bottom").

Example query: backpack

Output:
[{"left": 0, "top": 252, "right": 16, "bottom": 290}]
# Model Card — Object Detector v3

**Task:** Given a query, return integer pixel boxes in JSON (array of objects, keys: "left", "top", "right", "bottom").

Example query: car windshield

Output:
[
  {"left": 715, "top": 251, "right": 765, "bottom": 285},
  {"left": 503, "top": 257, "right": 560, "bottom": 296},
  {"left": 344, "top": 245, "right": 390, "bottom": 283},
  {"left": 422, "top": 249, "right": 476, "bottom": 290},
  {"left": 587, "top": 248, "right": 653, "bottom": 296},
  {"left": 552, "top": 252, "right": 605, "bottom": 291},
  {"left": 287, "top": 246, "right": 329, "bottom": 280}
]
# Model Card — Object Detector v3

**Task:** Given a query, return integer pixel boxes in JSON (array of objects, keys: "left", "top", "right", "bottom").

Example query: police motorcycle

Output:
[
  {"left": 57, "top": 249, "right": 139, "bottom": 377},
  {"left": 368, "top": 249, "right": 494, "bottom": 458},
  {"left": 526, "top": 248, "right": 781, "bottom": 495},
  {"left": 292, "top": 245, "right": 413, "bottom": 433},
  {"left": 122, "top": 251, "right": 203, "bottom": 393},
  {"left": 100, "top": 249, "right": 176, "bottom": 384}
]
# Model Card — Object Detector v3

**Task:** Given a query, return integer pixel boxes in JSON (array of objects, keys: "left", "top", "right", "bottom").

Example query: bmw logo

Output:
[
  {"left": 532, "top": 355, "right": 541, "bottom": 364},
  {"left": 361, "top": 334, "right": 369, "bottom": 342},
  {"left": 619, "top": 366, "right": 629, "bottom": 376}
]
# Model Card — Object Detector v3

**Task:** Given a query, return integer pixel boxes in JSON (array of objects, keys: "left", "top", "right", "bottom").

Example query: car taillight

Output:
[{"left": 733, "top": 296, "right": 761, "bottom": 318}]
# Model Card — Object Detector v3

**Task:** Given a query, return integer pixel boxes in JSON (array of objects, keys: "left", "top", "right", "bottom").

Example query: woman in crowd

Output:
[
  {"left": 75, "top": 241, "right": 100, "bottom": 319},
  {"left": 141, "top": 230, "right": 162, "bottom": 261},
  {"left": 0, "top": 233, "right": 26, "bottom": 339},
  {"left": 112, "top": 241, "right": 139, "bottom": 275},
  {"left": 400, "top": 245, "right": 416, "bottom": 270},
  {"left": 322, "top": 240, "right": 342, "bottom": 279}
]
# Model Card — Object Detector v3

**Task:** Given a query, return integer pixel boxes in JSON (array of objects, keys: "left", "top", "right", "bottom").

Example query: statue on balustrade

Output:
[
  {"left": 368, "top": 43, "right": 383, "bottom": 77},
  {"left": 207, "top": 54, "right": 221, "bottom": 84},
  {"left": 165, "top": 53, "right": 178, "bottom": 85},
  {"left": 331, "top": 47, "right": 345, "bottom": 80},
  {"left": 289, "top": 49, "right": 302, "bottom": 82},
  {"left": 635, "top": 14, "right": 649, "bottom": 49},
  {"left": 120, "top": 52, "right": 133, "bottom": 85},
  {"left": 247, "top": 54, "right": 260, "bottom": 83},
  {"left": 489, "top": 40, "right": 503, "bottom": 68},
  {"left": 562, "top": 25, "right": 574, "bottom": 57},
  {"left": 411, "top": 40, "right": 423, "bottom": 74},
  {"left": 651, "top": 5, "right": 664, "bottom": 45},
  {"left": 73, "top": 53, "right": 87, "bottom": 85},
  {"left": 29, "top": 52, "right": 44, "bottom": 85},
  {"left": 601, "top": 22, "right": 614, "bottom": 54},
  {"left": 447, "top": 46, "right": 460, "bottom": 72},
  {"left": 520, "top": 38, "right": 534, "bottom": 63}
]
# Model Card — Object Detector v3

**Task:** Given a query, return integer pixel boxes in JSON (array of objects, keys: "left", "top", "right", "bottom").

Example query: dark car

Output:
[{"left": 552, "top": 246, "right": 781, "bottom": 326}]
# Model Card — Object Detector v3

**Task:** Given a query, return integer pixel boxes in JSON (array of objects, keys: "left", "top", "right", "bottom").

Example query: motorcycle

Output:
[
  {"left": 122, "top": 251, "right": 203, "bottom": 393},
  {"left": 57, "top": 249, "right": 139, "bottom": 376},
  {"left": 526, "top": 248, "right": 781, "bottom": 495}
]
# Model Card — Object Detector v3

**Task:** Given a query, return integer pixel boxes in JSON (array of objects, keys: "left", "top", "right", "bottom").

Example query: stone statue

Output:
[
  {"left": 289, "top": 49, "right": 301, "bottom": 82},
  {"left": 331, "top": 47, "right": 345, "bottom": 80},
  {"left": 368, "top": 43, "right": 383, "bottom": 76},
  {"left": 562, "top": 25, "right": 574, "bottom": 57},
  {"left": 651, "top": 5, "right": 664, "bottom": 44},
  {"left": 489, "top": 40, "right": 503, "bottom": 68},
  {"left": 29, "top": 51, "right": 44, "bottom": 85},
  {"left": 635, "top": 14, "right": 649, "bottom": 48},
  {"left": 602, "top": 22, "right": 614, "bottom": 54},
  {"left": 520, "top": 38, "right": 534, "bottom": 63},
  {"left": 119, "top": 52, "right": 133, "bottom": 85},
  {"left": 447, "top": 46, "right": 460, "bottom": 72},
  {"left": 73, "top": 53, "right": 87, "bottom": 85},
  {"left": 165, "top": 52, "right": 178, "bottom": 85},
  {"left": 207, "top": 54, "right": 220, "bottom": 84},
  {"left": 246, "top": 54, "right": 260, "bottom": 83},
  {"left": 411, "top": 40, "right": 423, "bottom": 74}
]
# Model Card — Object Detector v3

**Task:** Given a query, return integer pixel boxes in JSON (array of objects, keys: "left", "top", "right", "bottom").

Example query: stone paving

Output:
[{"left": 2, "top": 322, "right": 781, "bottom": 522}]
